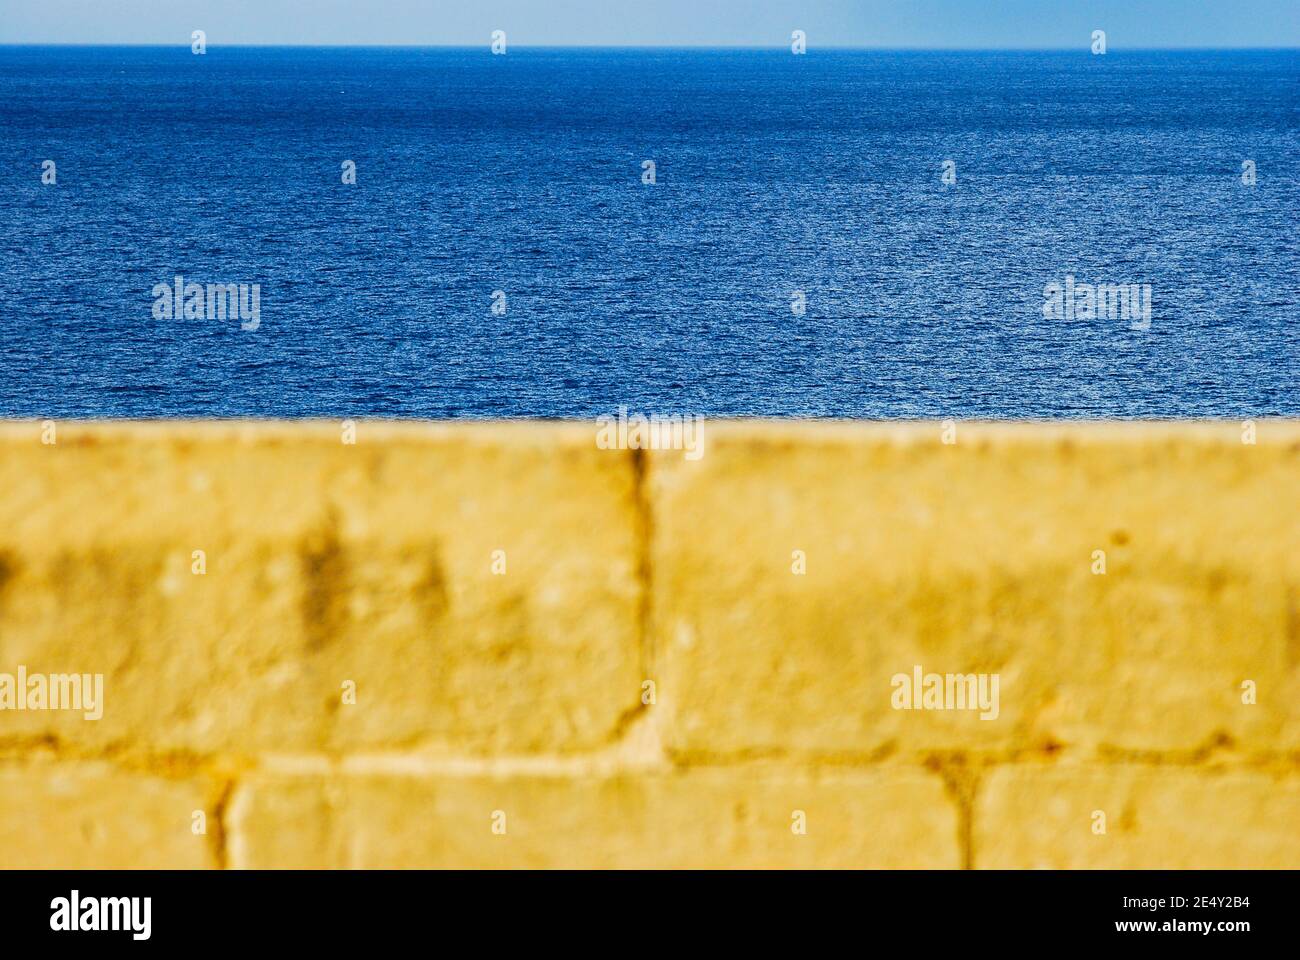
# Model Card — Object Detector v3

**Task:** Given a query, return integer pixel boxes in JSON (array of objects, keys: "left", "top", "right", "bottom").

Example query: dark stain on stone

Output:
[
  {"left": 416, "top": 552, "right": 450, "bottom": 622},
  {"left": 0, "top": 551, "right": 15, "bottom": 598},
  {"left": 300, "top": 510, "right": 348, "bottom": 651},
  {"left": 1288, "top": 587, "right": 1300, "bottom": 669},
  {"left": 1109, "top": 529, "right": 1130, "bottom": 546},
  {"left": 1205, "top": 568, "right": 1228, "bottom": 596},
  {"left": 0, "top": 552, "right": 15, "bottom": 632},
  {"left": 1117, "top": 801, "right": 1138, "bottom": 832},
  {"left": 1209, "top": 730, "right": 1235, "bottom": 751}
]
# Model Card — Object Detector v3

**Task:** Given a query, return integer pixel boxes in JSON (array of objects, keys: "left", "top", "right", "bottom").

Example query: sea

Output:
[{"left": 0, "top": 46, "right": 1296, "bottom": 418}]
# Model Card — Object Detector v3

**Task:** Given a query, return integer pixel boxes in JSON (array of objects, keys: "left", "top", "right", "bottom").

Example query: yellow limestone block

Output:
[
  {"left": 0, "top": 762, "right": 215, "bottom": 869},
  {"left": 0, "top": 422, "right": 642, "bottom": 757},
  {"left": 974, "top": 764, "right": 1300, "bottom": 868},
  {"left": 228, "top": 768, "right": 960, "bottom": 869},
  {"left": 650, "top": 422, "right": 1300, "bottom": 757}
]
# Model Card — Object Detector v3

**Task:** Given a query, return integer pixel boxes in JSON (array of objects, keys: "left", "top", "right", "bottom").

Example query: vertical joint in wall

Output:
[
  {"left": 926, "top": 755, "right": 981, "bottom": 869},
  {"left": 210, "top": 778, "right": 236, "bottom": 870},
  {"left": 630, "top": 446, "right": 655, "bottom": 687}
]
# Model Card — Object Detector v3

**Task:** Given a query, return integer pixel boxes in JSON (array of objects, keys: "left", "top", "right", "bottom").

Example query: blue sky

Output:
[{"left": 3, "top": 0, "right": 1297, "bottom": 47}]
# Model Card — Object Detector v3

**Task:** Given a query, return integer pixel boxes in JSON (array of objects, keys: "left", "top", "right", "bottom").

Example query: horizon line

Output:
[{"left": 1, "top": 42, "right": 1297, "bottom": 52}]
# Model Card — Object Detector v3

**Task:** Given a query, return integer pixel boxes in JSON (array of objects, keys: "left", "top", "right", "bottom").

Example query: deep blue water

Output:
[{"left": 1, "top": 46, "right": 1296, "bottom": 418}]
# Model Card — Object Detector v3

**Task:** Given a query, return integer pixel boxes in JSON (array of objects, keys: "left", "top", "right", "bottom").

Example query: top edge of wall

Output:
[{"left": 0, "top": 419, "right": 1297, "bottom": 447}]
